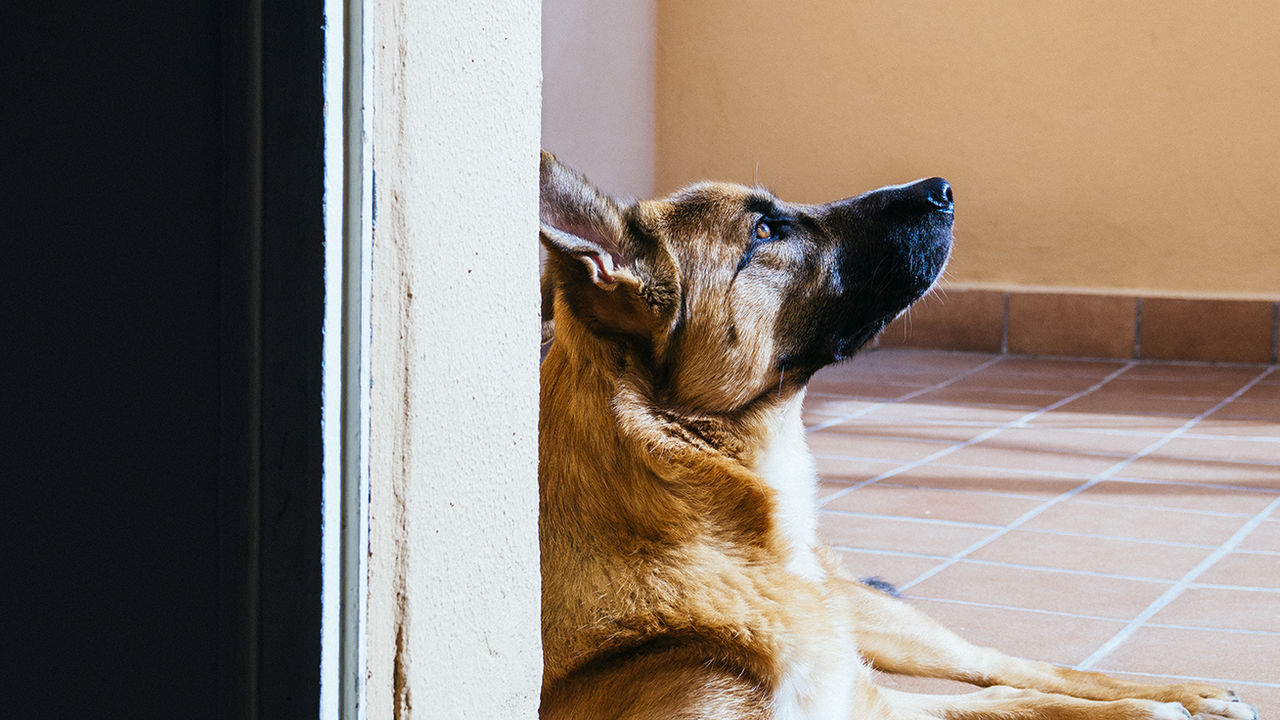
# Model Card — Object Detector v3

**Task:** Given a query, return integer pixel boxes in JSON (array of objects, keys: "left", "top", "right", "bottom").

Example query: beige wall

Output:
[
  {"left": 543, "top": 0, "right": 656, "bottom": 198},
  {"left": 366, "top": 0, "right": 543, "bottom": 716},
  {"left": 657, "top": 1, "right": 1280, "bottom": 299}
]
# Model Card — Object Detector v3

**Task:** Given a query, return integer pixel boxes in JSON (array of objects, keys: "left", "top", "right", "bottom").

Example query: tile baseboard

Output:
[{"left": 879, "top": 289, "right": 1280, "bottom": 364}]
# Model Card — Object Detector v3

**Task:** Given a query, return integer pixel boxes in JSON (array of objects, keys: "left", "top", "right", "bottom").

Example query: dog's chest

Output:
[{"left": 753, "top": 395, "right": 824, "bottom": 582}]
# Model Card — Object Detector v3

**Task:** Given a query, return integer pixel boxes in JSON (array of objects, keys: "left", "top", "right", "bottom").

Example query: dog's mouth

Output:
[{"left": 782, "top": 177, "right": 954, "bottom": 371}]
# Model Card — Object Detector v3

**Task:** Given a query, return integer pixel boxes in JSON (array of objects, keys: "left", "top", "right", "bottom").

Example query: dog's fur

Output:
[{"left": 537, "top": 151, "right": 1257, "bottom": 720}]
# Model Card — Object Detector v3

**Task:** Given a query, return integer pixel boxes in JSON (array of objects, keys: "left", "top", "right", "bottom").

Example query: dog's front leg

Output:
[{"left": 838, "top": 578, "right": 1256, "bottom": 720}]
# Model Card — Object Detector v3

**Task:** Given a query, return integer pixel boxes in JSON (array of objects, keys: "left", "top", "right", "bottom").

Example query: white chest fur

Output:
[{"left": 752, "top": 391, "right": 825, "bottom": 582}]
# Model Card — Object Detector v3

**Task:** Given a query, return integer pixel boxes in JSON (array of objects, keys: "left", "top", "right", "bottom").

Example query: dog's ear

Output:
[
  {"left": 540, "top": 151, "right": 675, "bottom": 344},
  {"left": 539, "top": 151, "right": 633, "bottom": 290}
]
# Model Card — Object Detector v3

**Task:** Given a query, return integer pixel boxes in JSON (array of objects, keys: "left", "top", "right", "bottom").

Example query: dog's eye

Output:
[{"left": 755, "top": 220, "right": 775, "bottom": 241}]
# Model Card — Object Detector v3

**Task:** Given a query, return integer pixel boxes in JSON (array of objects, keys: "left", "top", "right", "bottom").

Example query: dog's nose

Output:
[{"left": 917, "top": 177, "right": 953, "bottom": 213}]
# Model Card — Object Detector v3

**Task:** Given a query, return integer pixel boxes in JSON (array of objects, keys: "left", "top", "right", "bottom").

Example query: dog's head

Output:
[{"left": 540, "top": 151, "right": 952, "bottom": 414}]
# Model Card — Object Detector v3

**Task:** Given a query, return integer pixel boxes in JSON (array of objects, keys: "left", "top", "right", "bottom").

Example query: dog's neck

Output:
[
  {"left": 540, "top": 318, "right": 819, "bottom": 569},
  {"left": 749, "top": 390, "right": 824, "bottom": 581}
]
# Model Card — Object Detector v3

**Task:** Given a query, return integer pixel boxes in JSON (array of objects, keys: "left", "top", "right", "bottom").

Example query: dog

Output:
[{"left": 536, "top": 151, "right": 1256, "bottom": 720}]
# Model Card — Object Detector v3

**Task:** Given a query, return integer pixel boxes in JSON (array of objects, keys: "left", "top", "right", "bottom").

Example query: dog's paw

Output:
[
  {"left": 1174, "top": 686, "right": 1257, "bottom": 720},
  {"left": 1187, "top": 698, "right": 1258, "bottom": 720}
]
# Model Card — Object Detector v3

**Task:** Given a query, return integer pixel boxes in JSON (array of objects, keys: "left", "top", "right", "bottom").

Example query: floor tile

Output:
[
  {"left": 825, "top": 483, "right": 1044, "bottom": 527},
  {"left": 810, "top": 415, "right": 1000, "bottom": 444},
  {"left": 803, "top": 393, "right": 883, "bottom": 419},
  {"left": 1118, "top": 455, "right": 1280, "bottom": 490},
  {"left": 1099, "top": 672, "right": 1280, "bottom": 720},
  {"left": 947, "top": 367, "right": 1106, "bottom": 394},
  {"left": 809, "top": 349, "right": 1276, "bottom": 706},
  {"left": 989, "top": 356, "right": 1129, "bottom": 377},
  {"left": 906, "top": 561, "right": 1170, "bottom": 618},
  {"left": 819, "top": 512, "right": 995, "bottom": 557},
  {"left": 1027, "top": 410, "right": 1193, "bottom": 432},
  {"left": 867, "top": 402, "right": 1031, "bottom": 424},
  {"left": 1152, "top": 437, "right": 1280, "bottom": 466},
  {"left": 804, "top": 380, "right": 920, "bottom": 401},
  {"left": 814, "top": 349, "right": 994, "bottom": 388},
  {"left": 888, "top": 464, "right": 1086, "bottom": 498},
  {"left": 1019, "top": 498, "right": 1249, "bottom": 546},
  {"left": 1239, "top": 383, "right": 1280, "bottom": 403},
  {"left": 1210, "top": 400, "right": 1280, "bottom": 422},
  {"left": 1237, "top": 520, "right": 1280, "bottom": 553},
  {"left": 1188, "top": 419, "right": 1280, "bottom": 439},
  {"left": 969, "top": 530, "right": 1213, "bottom": 581},
  {"left": 978, "top": 426, "right": 1160, "bottom": 456},
  {"left": 815, "top": 455, "right": 901, "bottom": 484},
  {"left": 834, "top": 549, "right": 946, "bottom": 589},
  {"left": 941, "top": 443, "right": 1126, "bottom": 477},
  {"left": 1053, "top": 392, "right": 1221, "bottom": 418},
  {"left": 907, "top": 598, "right": 1128, "bottom": 666},
  {"left": 1094, "top": 626, "right": 1280, "bottom": 686},
  {"left": 1099, "top": 377, "right": 1232, "bottom": 401},
  {"left": 873, "top": 674, "right": 980, "bottom": 696},
  {"left": 1151, "top": 587, "right": 1280, "bottom": 632},
  {"left": 1120, "top": 363, "right": 1264, "bottom": 385},
  {"left": 1075, "top": 480, "right": 1278, "bottom": 516},
  {"left": 1195, "top": 552, "right": 1280, "bottom": 589},
  {"left": 808, "top": 429, "right": 952, "bottom": 463},
  {"left": 912, "top": 386, "right": 1063, "bottom": 410}
]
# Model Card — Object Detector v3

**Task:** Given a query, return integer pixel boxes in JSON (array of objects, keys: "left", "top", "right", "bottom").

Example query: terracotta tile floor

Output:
[{"left": 809, "top": 348, "right": 1280, "bottom": 713}]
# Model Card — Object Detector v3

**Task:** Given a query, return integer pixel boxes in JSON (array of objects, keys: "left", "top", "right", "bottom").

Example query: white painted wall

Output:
[
  {"left": 366, "top": 0, "right": 543, "bottom": 717},
  {"left": 542, "top": 0, "right": 656, "bottom": 199}
]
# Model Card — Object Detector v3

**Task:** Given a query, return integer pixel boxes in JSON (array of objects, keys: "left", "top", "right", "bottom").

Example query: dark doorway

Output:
[{"left": 0, "top": 2, "right": 326, "bottom": 718}]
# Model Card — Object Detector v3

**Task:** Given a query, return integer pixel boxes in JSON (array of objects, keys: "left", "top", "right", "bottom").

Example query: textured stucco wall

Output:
[
  {"left": 656, "top": 1, "right": 1280, "bottom": 299},
  {"left": 542, "top": 0, "right": 655, "bottom": 199},
  {"left": 366, "top": 0, "right": 543, "bottom": 717}
]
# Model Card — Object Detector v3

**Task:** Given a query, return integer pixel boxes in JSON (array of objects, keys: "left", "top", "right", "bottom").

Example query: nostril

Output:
[{"left": 924, "top": 178, "right": 953, "bottom": 212}]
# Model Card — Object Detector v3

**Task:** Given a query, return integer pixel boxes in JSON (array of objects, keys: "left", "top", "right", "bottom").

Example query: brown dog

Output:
[{"left": 536, "top": 151, "right": 1256, "bottom": 720}]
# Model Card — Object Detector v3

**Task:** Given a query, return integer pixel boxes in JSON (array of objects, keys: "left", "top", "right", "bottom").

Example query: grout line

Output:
[
  {"left": 1075, "top": 366, "right": 1280, "bottom": 670},
  {"left": 805, "top": 355, "right": 1005, "bottom": 433},
  {"left": 831, "top": 513, "right": 1232, "bottom": 551},
  {"left": 1101, "top": 474, "right": 1280, "bottom": 496},
  {"left": 1016, "top": 526, "right": 1222, "bottom": 549},
  {"left": 815, "top": 452, "right": 1093, "bottom": 480},
  {"left": 820, "top": 508, "right": 1004, "bottom": 530},
  {"left": 872, "top": 480, "right": 1063, "bottom": 503},
  {"left": 816, "top": 452, "right": 1280, "bottom": 497},
  {"left": 830, "top": 545, "right": 949, "bottom": 561},
  {"left": 1188, "top": 582, "right": 1280, "bottom": 593},
  {"left": 953, "top": 557, "right": 1174, "bottom": 584},
  {"left": 900, "top": 596, "right": 1280, "bottom": 642},
  {"left": 820, "top": 508, "right": 995, "bottom": 529},
  {"left": 1146, "top": 620, "right": 1280, "bottom": 630},
  {"left": 1145, "top": 622, "right": 1280, "bottom": 637},
  {"left": 1179, "top": 431, "right": 1280, "bottom": 444},
  {"left": 1069, "top": 499, "right": 1258, "bottom": 520},
  {"left": 906, "top": 595, "right": 1128, "bottom": 623},
  {"left": 900, "top": 365, "right": 1277, "bottom": 594},
  {"left": 825, "top": 506, "right": 1229, "bottom": 550}
]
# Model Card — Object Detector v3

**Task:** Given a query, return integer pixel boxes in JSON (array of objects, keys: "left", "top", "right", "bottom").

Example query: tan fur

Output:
[{"left": 537, "top": 151, "right": 1256, "bottom": 720}]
